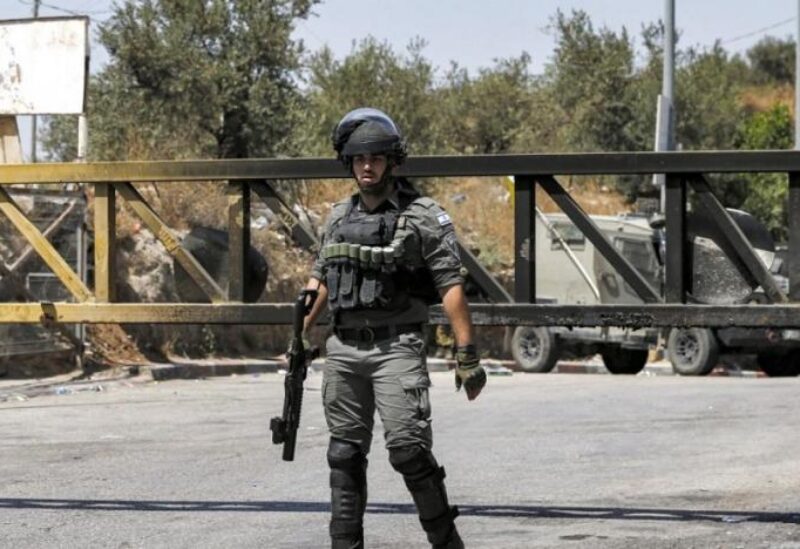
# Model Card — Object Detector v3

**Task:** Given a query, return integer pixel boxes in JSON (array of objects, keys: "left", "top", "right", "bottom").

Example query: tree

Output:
[
  {"left": 43, "top": 0, "right": 318, "bottom": 161},
  {"left": 746, "top": 36, "right": 795, "bottom": 85},
  {"left": 544, "top": 10, "right": 640, "bottom": 153},
  {"left": 437, "top": 55, "right": 538, "bottom": 154},
  {"left": 736, "top": 104, "right": 793, "bottom": 241},
  {"left": 297, "top": 37, "right": 439, "bottom": 157},
  {"left": 675, "top": 44, "right": 749, "bottom": 151}
]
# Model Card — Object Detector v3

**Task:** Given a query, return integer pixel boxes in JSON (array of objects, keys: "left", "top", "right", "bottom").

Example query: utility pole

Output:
[
  {"left": 30, "top": 0, "right": 40, "bottom": 163},
  {"left": 654, "top": 0, "right": 676, "bottom": 211},
  {"left": 796, "top": 0, "right": 800, "bottom": 149}
]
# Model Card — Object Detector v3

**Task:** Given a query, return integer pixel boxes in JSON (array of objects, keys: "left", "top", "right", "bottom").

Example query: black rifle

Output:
[{"left": 270, "top": 289, "right": 319, "bottom": 461}]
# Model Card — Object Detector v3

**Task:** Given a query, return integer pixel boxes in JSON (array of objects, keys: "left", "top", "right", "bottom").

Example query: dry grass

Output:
[
  {"left": 739, "top": 84, "right": 794, "bottom": 115},
  {"left": 425, "top": 176, "right": 631, "bottom": 271}
]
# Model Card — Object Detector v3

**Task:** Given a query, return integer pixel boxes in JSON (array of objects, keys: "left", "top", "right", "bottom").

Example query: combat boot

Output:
[{"left": 389, "top": 446, "right": 463, "bottom": 548}]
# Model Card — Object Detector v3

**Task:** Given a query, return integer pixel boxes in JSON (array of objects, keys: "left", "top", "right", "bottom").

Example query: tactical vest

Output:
[{"left": 322, "top": 187, "right": 438, "bottom": 315}]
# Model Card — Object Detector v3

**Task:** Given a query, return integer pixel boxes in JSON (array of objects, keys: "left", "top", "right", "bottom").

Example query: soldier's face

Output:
[{"left": 352, "top": 154, "right": 390, "bottom": 193}]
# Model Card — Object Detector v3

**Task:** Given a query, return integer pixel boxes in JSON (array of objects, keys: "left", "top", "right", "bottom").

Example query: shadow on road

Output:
[{"left": 1, "top": 498, "right": 798, "bottom": 524}]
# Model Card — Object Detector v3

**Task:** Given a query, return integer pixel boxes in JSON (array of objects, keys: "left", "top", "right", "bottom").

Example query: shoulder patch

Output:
[{"left": 436, "top": 212, "right": 452, "bottom": 226}]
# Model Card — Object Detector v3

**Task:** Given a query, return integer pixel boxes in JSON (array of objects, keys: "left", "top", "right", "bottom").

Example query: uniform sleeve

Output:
[
  {"left": 397, "top": 199, "right": 464, "bottom": 289},
  {"left": 310, "top": 202, "right": 348, "bottom": 281},
  {"left": 309, "top": 229, "right": 328, "bottom": 281}
]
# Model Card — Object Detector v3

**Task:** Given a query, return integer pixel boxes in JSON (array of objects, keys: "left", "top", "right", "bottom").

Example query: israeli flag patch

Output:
[{"left": 436, "top": 212, "right": 452, "bottom": 226}]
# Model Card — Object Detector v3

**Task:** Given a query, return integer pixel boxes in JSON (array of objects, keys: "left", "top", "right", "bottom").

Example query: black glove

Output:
[{"left": 454, "top": 344, "right": 486, "bottom": 401}]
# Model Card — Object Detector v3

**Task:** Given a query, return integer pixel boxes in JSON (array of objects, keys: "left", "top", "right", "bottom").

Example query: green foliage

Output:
[
  {"left": 44, "top": 0, "right": 317, "bottom": 161},
  {"left": 736, "top": 105, "right": 793, "bottom": 241},
  {"left": 737, "top": 103, "right": 793, "bottom": 150},
  {"left": 298, "top": 37, "right": 438, "bottom": 156},
  {"left": 746, "top": 36, "right": 795, "bottom": 85},
  {"left": 675, "top": 44, "right": 749, "bottom": 151},
  {"left": 545, "top": 10, "right": 639, "bottom": 153},
  {"left": 437, "top": 55, "right": 538, "bottom": 154}
]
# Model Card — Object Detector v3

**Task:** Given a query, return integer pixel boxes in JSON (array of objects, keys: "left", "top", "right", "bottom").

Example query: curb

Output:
[
  {"left": 149, "top": 358, "right": 763, "bottom": 380},
  {"left": 150, "top": 359, "right": 281, "bottom": 381}
]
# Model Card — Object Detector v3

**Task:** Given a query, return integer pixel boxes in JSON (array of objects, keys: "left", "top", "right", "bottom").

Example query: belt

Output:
[{"left": 334, "top": 323, "right": 424, "bottom": 344}]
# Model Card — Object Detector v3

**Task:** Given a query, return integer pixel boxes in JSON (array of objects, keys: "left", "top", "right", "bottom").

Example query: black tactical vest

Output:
[{"left": 323, "top": 183, "right": 438, "bottom": 315}]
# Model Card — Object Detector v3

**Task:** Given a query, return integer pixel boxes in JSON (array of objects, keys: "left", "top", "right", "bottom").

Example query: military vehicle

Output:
[
  {"left": 511, "top": 208, "right": 800, "bottom": 376},
  {"left": 511, "top": 211, "right": 660, "bottom": 374}
]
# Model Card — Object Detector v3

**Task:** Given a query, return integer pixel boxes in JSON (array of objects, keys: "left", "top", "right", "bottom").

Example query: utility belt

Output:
[{"left": 334, "top": 323, "right": 424, "bottom": 344}]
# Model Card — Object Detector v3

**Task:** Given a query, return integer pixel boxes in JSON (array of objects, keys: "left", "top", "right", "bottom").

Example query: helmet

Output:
[{"left": 331, "top": 108, "right": 407, "bottom": 166}]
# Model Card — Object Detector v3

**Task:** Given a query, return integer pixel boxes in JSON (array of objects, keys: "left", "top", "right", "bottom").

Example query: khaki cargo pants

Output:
[{"left": 322, "top": 330, "right": 433, "bottom": 454}]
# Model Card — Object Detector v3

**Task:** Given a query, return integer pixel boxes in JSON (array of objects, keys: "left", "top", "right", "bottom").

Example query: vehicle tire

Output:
[
  {"left": 511, "top": 326, "right": 559, "bottom": 373},
  {"left": 756, "top": 351, "right": 800, "bottom": 377},
  {"left": 667, "top": 328, "right": 719, "bottom": 376},
  {"left": 601, "top": 346, "right": 648, "bottom": 375}
]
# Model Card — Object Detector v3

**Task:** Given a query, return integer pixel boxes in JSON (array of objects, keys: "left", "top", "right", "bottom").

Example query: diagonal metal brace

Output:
[
  {"left": 535, "top": 175, "right": 661, "bottom": 303},
  {"left": 117, "top": 182, "right": 226, "bottom": 303},
  {"left": 249, "top": 180, "right": 319, "bottom": 252},
  {"left": 687, "top": 174, "right": 788, "bottom": 303},
  {"left": 0, "top": 187, "right": 92, "bottom": 302}
]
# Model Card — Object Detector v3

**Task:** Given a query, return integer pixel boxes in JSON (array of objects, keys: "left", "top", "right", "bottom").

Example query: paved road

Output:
[{"left": 2, "top": 370, "right": 800, "bottom": 548}]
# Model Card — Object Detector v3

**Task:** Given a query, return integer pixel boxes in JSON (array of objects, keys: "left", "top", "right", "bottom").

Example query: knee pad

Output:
[
  {"left": 327, "top": 438, "right": 366, "bottom": 471},
  {"left": 328, "top": 438, "right": 367, "bottom": 488},
  {"left": 389, "top": 445, "right": 439, "bottom": 482}
]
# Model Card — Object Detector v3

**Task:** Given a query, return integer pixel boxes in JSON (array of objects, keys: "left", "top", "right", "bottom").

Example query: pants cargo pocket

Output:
[{"left": 399, "top": 373, "right": 432, "bottom": 430}]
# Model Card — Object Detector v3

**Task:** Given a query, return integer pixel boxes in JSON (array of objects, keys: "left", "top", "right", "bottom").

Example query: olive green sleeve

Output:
[
  {"left": 310, "top": 201, "right": 349, "bottom": 281},
  {"left": 396, "top": 198, "right": 464, "bottom": 289}
]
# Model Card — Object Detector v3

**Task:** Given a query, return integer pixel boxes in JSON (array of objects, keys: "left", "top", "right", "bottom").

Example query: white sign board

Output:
[{"left": 0, "top": 17, "right": 89, "bottom": 115}]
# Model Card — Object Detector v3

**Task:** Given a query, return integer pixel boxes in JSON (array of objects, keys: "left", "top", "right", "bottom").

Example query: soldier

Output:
[{"left": 302, "top": 107, "right": 486, "bottom": 549}]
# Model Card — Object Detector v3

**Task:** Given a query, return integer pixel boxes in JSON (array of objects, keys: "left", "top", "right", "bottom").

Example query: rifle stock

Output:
[{"left": 270, "top": 288, "right": 319, "bottom": 461}]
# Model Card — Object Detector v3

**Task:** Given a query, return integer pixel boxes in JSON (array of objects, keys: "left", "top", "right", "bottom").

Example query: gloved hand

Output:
[{"left": 454, "top": 345, "right": 486, "bottom": 401}]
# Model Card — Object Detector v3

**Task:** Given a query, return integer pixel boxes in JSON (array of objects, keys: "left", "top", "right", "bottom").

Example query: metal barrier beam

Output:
[
  {"left": 5, "top": 151, "right": 800, "bottom": 184},
  {"left": 3, "top": 302, "right": 800, "bottom": 328},
  {"left": 435, "top": 303, "right": 800, "bottom": 328}
]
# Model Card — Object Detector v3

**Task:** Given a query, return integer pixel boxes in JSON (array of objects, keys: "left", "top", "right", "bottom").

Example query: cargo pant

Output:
[{"left": 322, "top": 330, "right": 432, "bottom": 454}]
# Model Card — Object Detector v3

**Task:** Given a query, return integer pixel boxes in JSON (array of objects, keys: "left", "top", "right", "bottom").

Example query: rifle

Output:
[{"left": 270, "top": 288, "right": 319, "bottom": 461}]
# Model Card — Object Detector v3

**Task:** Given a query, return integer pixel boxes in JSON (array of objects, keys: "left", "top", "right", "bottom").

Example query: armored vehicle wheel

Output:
[
  {"left": 667, "top": 328, "right": 719, "bottom": 376},
  {"left": 601, "top": 346, "right": 648, "bottom": 375},
  {"left": 511, "top": 326, "right": 559, "bottom": 373},
  {"left": 756, "top": 351, "right": 800, "bottom": 377}
]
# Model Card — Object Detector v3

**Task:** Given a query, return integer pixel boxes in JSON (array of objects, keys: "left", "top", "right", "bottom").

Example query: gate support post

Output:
[
  {"left": 514, "top": 175, "right": 535, "bottom": 303},
  {"left": 228, "top": 181, "right": 251, "bottom": 302},
  {"left": 790, "top": 173, "right": 800, "bottom": 301},
  {"left": 94, "top": 183, "right": 116, "bottom": 302},
  {"left": 664, "top": 174, "right": 686, "bottom": 303}
]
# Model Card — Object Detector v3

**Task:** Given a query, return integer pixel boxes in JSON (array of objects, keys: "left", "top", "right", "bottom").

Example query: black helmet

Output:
[{"left": 331, "top": 108, "right": 407, "bottom": 166}]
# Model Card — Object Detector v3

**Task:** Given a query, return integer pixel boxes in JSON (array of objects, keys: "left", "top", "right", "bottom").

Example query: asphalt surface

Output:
[{"left": 2, "top": 369, "right": 800, "bottom": 548}]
